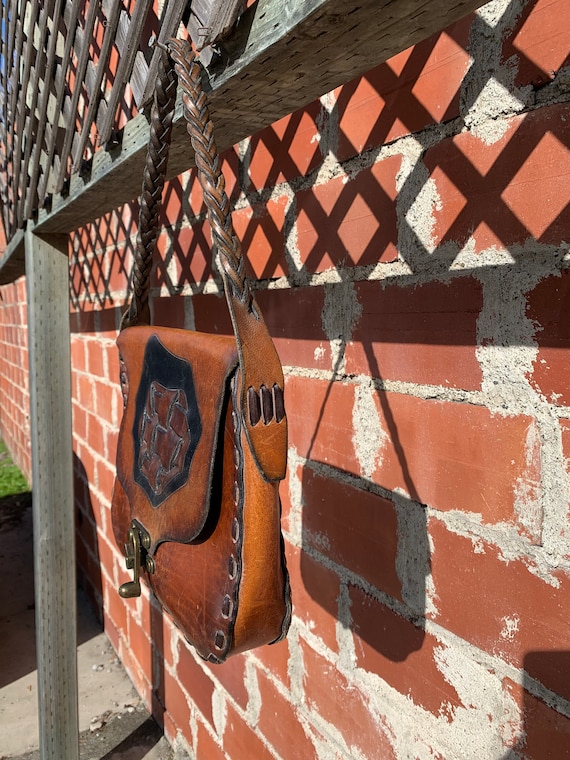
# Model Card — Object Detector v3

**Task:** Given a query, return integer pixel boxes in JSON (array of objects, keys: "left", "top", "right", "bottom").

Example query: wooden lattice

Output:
[{"left": 0, "top": 0, "right": 246, "bottom": 246}]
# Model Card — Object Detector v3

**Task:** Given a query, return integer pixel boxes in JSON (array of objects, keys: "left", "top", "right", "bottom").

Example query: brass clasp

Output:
[{"left": 119, "top": 520, "right": 155, "bottom": 599}]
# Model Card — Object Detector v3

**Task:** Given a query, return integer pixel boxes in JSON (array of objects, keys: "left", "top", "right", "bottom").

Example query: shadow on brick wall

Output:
[
  {"left": 500, "top": 652, "right": 570, "bottom": 758},
  {"left": 66, "top": 0, "right": 570, "bottom": 740},
  {"left": 74, "top": 453, "right": 104, "bottom": 623}
]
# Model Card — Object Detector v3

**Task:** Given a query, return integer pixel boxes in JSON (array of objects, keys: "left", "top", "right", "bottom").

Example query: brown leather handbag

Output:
[{"left": 111, "top": 38, "right": 291, "bottom": 664}]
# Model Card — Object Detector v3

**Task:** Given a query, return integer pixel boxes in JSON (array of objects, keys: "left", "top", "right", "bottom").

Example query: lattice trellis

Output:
[{"left": 0, "top": 0, "right": 244, "bottom": 243}]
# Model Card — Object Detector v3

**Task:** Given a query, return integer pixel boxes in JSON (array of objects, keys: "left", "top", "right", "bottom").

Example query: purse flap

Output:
[{"left": 116, "top": 325, "right": 238, "bottom": 551}]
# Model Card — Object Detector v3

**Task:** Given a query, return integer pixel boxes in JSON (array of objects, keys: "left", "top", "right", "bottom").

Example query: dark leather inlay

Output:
[{"left": 133, "top": 335, "right": 202, "bottom": 508}]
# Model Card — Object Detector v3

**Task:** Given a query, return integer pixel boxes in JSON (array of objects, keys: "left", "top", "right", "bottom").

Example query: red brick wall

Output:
[
  {"left": 0, "top": 278, "right": 31, "bottom": 477},
  {"left": 2, "top": 0, "right": 570, "bottom": 756}
]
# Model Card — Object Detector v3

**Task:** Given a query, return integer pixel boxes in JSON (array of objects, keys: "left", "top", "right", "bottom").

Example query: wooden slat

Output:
[
  {"left": 16, "top": 0, "right": 53, "bottom": 227},
  {"left": 30, "top": 0, "right": 487, "bottom": 237},
  {"left": 25, "top": 0, "right": 65, "bottom": 219},
  {"left": 71, "top": 0, "right": 124, "bottom": 171},
  {"left": 96, "top": 0, "right": 153, "bottom": 146},
  {"left": 188, "top": 0, "right": 245, "bottom": 50},
  {"left": 10, "top": 0, "right": 40, "bottom": 233},
  {"left": 0, "top": 0, "right": 18, "bottom": 233},
  {"left": 54, "top": 0, "right": 101, "bottom": 194},
  {"left": 38, "top": 0, "right": 83, "bottom": 203},
  {"left": 138, "top": 0, "right": 189, "bottom": 109}
]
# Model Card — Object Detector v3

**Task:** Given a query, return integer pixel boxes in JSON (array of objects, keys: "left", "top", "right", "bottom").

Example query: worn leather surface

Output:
[
  {"left": 115, "top": 325, "right": 238, "bottom": 552},
  {"left": 112, "top": 325, "right": 291, "bottom": 661},
  {"left": 225, "top": 292, "right": 288, "bottom": 483}
]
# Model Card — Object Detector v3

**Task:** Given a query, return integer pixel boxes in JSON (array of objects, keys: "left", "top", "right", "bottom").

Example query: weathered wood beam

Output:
[
  {"left": 8, "top": 0, "right": 485, "bottom": 252},
  {"left": 25, "top": 229, "right": 79, "bottom": 760},
  {"left": 0, "top": 228, "right": 25, "bottom": 285}
]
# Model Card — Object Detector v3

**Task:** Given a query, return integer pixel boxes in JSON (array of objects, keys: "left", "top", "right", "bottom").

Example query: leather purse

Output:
[{"left": 111, "top": 38, "right": 291, "bottom": 664}]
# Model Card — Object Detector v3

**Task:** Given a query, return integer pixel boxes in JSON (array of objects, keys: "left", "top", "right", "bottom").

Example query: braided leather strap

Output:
[
  {"left": 123, "top": 39, "right": 251, "bottom": 327},
  {"left": 123, "top": 46, "right": 177, "bottom": 328},
  {"left": 168, "top": 38, "right": 253, "bottom": 307},
  {"left": 123, "top": 37, "right": 287, "bottom": 482}
]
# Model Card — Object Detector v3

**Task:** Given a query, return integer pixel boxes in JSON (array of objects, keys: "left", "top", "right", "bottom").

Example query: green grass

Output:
[{"left": 0, "top": 440, "right": 29, "bottom": 498}]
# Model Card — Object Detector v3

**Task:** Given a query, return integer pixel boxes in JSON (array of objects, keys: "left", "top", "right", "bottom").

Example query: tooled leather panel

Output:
[
  {"left": 148, "top": 380, "right": 243, "bottom": 662},
  {"left": 115, "top": 325, "right": 238, "bottom": 551},
  {"left": 133, "top": 335, "right": 202, "bottom": 508},
  {"left": 138, "top": 382, "right": 192, "bottom": 498}
]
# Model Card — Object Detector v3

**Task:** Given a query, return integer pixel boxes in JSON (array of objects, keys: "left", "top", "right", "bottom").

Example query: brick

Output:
[
  {"left": 504, "top": 678, "right": 570, "bottom": 759},
  {"left": 373, "top": 393, "right": 541, "bottom": 532},
  {"left": 159, "top": 177, "right": 186, "bottom": 226},
  {"left": 257, "top": 669, "right": 318, "bottom": 760},
  {"left": 94, "top": 380, "right": 116, "bottom": 423},
  {"left": 103, "top": 573, "right": 128, "bottom": 638},
  {"left": 202, "top": 651, "right": 249, "bottom": 711},
  {"left": 77, "top": 373, "right": 94, "bottom": 409},
  {"left": 163, "top": 667, "right": 192, "bottom": 738},
  {"left": 73, "top": 403, "right": 88, "bottom": 443},
  {"left": 336, "top": 17, "right": 471, "bottom": 161},
  {"left": 151, "top": 295, "right": 186, "bottom": 328},
  {"left": 302, "top": 640, "right": 397, "bottom": 759},
  {"left": 429, "top": 520, "right": 570, "bottom": 701},
  {"left": 302, "top": 469, "right": 401, "bottom": 600},
  {"left": 233, "top": 195, "right": 288, "bottom": 279},
  {"left": 223, "top": 702, "right": 275, "bottom": 760},
  {"left": 346, "top": 277, "right": 483, "bottom": 390},
  {"left": 503, "top": 0, "right": 570, "bottom": 88},
  {"left": 192, "top": 292, "right": 236, "bottom": 336},
  {"left": 96, "top": 533, "right": 117, "bottom": 580},
  {"left": 96, "top": 458, "right": 116, "bottom": 502},
  {"left": 105, "top": 245, "right": 131, "bottom": 294},
  {"left": 127, "top": 608, "right": 153, "bottom": 676},
  {"left": 155, "top": 222, "right": 214, "bottom": 288},
  {"left": 527, "top": 271, "right": 570, "bottom": 406},
  {"left": 561, "top": 419, "right": 570, "bottom": 556},
  {"left": 295, "top": 157, "right": 400, "bottom": 272},
  {"left": 246, "top": 101, "right": 324, "bottom": 192},
  {"left": 288, "top": 376, "right": 541, "bottom": 531},
  {"left": 176, "top": 639, "right": 215, "bottom": 727},
  {"left": 350, "top": 584, "right": 462, "bottom": 718},
  {"left": 87, "top": 413, "right": 105, "bottom": 459},
  {"left": 287, "top": 542, "right": 340, "bottom": 652},
  {"left": 70, "top": 338, "right": 86, "bottom": 372},
  {"left": 424, "top": 104, "right": 570, "bottom": 251},
  {"left": 106, "top": 344, "right": 120, "bottom": 383},
  {"left": 106, "top": 427, "right": 119, "bottom": 462},
  {"left": 196, "top": 719, "right": 226, "bottom": 760},
  {"left": 285, "top": 376, "right": 358, "bottom": 473},
  {"left": 252, "top": 635, "right": 290, "bottom": 692},
  {"left": 255, "top": 286, "right": 329, "bottom": 370}
]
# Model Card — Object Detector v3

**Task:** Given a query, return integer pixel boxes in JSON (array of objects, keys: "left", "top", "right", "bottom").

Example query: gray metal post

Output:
[{"left": 25, "top": 229, "right": 79, "bottom": 760}]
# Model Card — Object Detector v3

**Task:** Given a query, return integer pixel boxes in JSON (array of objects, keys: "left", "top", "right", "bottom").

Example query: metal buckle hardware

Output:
[{"left": 118, "top": 519, "right": 155, "bottom": 599}]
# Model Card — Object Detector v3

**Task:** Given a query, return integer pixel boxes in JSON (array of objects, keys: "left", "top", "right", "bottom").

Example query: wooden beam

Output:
[
  {"left": 25, "top": 229, "right": 79, "bottom": 760},
  {"left": 0, "top": 228, "right": 25, "bottom": 286},
  {"left": 30, "top": 0, "right": 485, "bottom": 239}
]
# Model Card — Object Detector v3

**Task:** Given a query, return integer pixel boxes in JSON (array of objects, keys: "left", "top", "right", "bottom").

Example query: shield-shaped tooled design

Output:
[{"left": 133, "top": 335, "right": 202, "bottom": 507}]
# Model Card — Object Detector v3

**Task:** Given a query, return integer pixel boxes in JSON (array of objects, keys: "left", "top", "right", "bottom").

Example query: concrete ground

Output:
[{"left": 0, "top": 491, "right": 180, "bottom": 760}]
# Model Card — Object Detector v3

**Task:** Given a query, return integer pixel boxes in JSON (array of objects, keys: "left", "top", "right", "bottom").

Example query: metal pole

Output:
[{"left": 25, "top": 229, "right": 79, "bottom": 760}]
